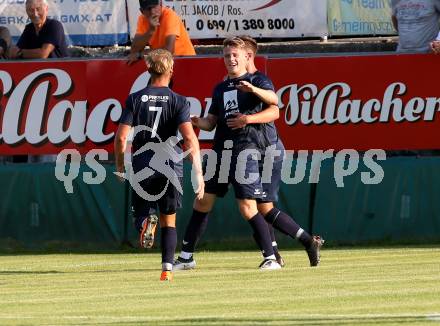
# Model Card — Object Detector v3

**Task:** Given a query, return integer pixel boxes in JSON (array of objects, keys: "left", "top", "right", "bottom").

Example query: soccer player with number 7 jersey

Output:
[{"left": 114, "top": 49, "right": 204, "bottom": 281}]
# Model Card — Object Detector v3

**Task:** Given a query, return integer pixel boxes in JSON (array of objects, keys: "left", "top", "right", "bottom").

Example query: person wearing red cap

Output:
[{"left": 128, "top": 0, "right": 195, "bottom": 65}]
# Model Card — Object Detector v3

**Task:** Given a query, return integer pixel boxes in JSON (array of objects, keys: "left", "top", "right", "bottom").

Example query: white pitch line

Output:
[{"left": 0, "top": 313, "right": 439, "bottom": 321}]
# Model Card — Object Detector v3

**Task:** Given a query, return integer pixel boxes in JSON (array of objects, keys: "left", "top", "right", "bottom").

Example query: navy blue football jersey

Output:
[
  {"left": 209, "top": 72, "right": 274, "bottom": 152},
  {"left": 121, "top": 86, "right": 189, "bottom": 148},
  {"left": 120, "top": 86, "right": 190, "bottom": 173},
  {"left": 252, "top": 71, "right": 280, "bottom": 145}
]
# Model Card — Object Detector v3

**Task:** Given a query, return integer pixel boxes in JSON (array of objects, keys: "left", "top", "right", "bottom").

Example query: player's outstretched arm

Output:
[
  {"left": 179, "top": 122, "right": 205, "bottom": 200},
  {"left": 191, "top": 114, "right": 218, "bottom": 131},
  {"left": 227, "top": 105, "right": 279, "bottom": 130},
  {"left": 236, "top": 80, "right": 278, "bottom": 106},
  {"left": 114, "top": 123, "right": 131, "bottom": 180}
]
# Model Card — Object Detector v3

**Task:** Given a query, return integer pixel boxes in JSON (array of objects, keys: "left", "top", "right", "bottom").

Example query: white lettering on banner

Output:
[
  {"left": 2, "top": 70, "right": 440, "bottom": 149},
  {"left": 127, "top": 0, "right": 327, "bottom": 39},
  {"left": 328, "top": 0, "right": 396, "bottom": 36},
  {"left": 0, "top": 71, "right": 13, "bottom": 95},
  {"left": 0, "top": 69, "right": 121, "bottom": 146},
  {"left": 277, "top": 82, "right": 440, "bottom": 126}
]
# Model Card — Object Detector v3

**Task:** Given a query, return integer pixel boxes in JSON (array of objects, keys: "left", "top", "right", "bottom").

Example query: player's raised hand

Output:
[
  {"left": 236, "top": 80, "right": 254, "bottom": 93},
  {"left": 227, "top": 113, "right": 248, "bottom": 129},
  {"left": 149, "top": 13, "right": 160, "bottom": 28}
]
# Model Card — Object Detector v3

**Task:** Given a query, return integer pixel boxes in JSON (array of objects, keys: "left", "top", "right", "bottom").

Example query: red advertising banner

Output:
[
  {"left": 0, "top": 56, "right": 256, "bottom": 154},
  {"left": 0, "top": 53, "right": 439, "bottom": 154},
  {"left": 268, "top": 53, "right": 440, "bottom": 150},
  {"left": 0, "top": 59, "right": 145, "bottom": 154}
]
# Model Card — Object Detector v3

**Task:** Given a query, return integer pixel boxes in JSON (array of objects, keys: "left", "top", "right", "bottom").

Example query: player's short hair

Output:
[
  {"left": 146, "top": 49, "right": 173, "bottom": 75},
  {"left": 239, "top": 35, "right": 258, "bottom": 55},
  {"left": 223, "top": 36, "right": 246, "bottom": 50}
]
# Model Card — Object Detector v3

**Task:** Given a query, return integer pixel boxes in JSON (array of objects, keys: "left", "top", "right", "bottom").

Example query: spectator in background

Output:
[
  {"left": 0, "top": 26, "right": 12, "bottom": 59},
  {"left": 9, "top": 0, "right": 68, "bottom": 59},
  {"left": 127, "top": 0, "right": 195, "bottom": 65},
  {"left": 391, "top": 0, "right": 440, "bottom": 53},
  {"left": 6, "top": 0, "right": 68, "bottom": 163},
  {"left": 431, "top": 31, "right": 440, "bottom": 53}
]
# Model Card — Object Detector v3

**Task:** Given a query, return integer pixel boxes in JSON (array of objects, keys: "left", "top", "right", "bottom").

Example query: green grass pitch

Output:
[{"left": 0, "top": 247, "right": 439, "bottom": 325}]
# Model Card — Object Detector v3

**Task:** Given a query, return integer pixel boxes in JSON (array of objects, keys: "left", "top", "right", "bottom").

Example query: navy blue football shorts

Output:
[
  {"left": 131, "top": 175, "right": 183, "bottom": 217},
  {"left": 257, "top": 140, "right": 285, "bottom": 203},
  {"left": 204, "top": 149, "right": 264, "bottom": 200}
]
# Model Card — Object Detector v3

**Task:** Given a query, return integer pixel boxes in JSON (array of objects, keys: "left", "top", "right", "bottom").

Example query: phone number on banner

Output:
[{"left": 194, "top": 19, "right": 295, "bottom": 32}]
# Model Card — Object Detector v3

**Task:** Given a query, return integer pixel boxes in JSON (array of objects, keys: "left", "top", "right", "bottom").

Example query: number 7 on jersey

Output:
[{"left": 149, "top": 106, "right": 163, "bottom": 138}]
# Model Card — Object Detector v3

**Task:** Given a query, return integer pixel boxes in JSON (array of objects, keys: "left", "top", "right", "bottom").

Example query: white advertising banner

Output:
[
  {"left": 0, "top": 0, "right": 128, "bottom": 46},
  {"left": 328, "top": 0, "right": 396, "bottom": 36},
  {"left": 127, "top": 0, "right": 328, "bottom": 40}
]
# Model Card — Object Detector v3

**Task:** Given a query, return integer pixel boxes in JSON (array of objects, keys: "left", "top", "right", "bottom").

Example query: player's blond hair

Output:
[
  {"left": 223, "top": 36, "right": 247, "bottom": 50},
  {"left": 146, "top": 49, "right": 174, "bottom": 75},
  {"left": 239, "top": 35, "right": 258, "bottom": 55}
]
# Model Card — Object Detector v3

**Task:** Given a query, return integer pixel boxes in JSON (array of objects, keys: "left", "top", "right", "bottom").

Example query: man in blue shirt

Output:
[
  {"left": 175, "top": 37, "right": 283, "bottom": 270},
  {"left": 237, "top": 36, "right": 324, "bottom": 267},
  {"left": 115, "top": 49, "right": 204, "bottom": 281},
  {"left": 9, "top": 0, "right": 68, "bottom": 59},
  {"left": 175, "top": 36, "right": 324, "bottom": 270}
]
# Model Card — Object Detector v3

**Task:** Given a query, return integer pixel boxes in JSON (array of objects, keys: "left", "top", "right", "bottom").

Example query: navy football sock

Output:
[
  {"left": 253, "top": 230, "right": 279, "bottom": 256},
  {"left": 248, "top": 213, "right": 275, "bottom": 259},
  {"left": 181, "top": 210, "right": 209, "bottom": 253},
  {"left": 264, "top": 208, "right": 313, "bottom": 248},
  {"left": 161, "top": 227, "right": 177, "bottom": 270},
  {"left": 267, "top": 224, "right": 280, "bottom": 254}
]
